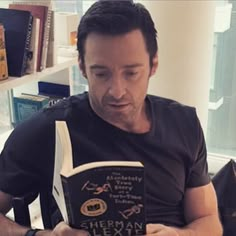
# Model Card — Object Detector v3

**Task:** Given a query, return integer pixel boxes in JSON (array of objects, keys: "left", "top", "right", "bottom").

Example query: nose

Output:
[{"left": 108, "top": 76, "right": 126, "bottom": 99}]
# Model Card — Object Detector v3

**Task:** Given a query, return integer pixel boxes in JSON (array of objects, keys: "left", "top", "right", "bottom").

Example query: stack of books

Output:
[
  {"left": 13, "top": 93, "right": 49, "bottom": 126},
  {"left": 38, "top": 81, "right": 70, "bottom": 106},
  {"left": 12, "top": 81, "right": 70, "bottom": 126},
  {"left": 0, "top": 1, "right": 56, "bottom": 77}
]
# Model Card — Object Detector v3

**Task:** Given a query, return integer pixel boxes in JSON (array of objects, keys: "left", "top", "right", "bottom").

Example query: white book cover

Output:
[
  {"left": 53, "top": 120, "right": 70, "bottom": 223},
  {"left": 40, "top": 8, "right": 52, "bottom": 70},
  {"left": 46, "top": 10, "right": 56, "bottom": 67},
  {"left": 26, "top": 17, "right": 40, "bottom": 74}
]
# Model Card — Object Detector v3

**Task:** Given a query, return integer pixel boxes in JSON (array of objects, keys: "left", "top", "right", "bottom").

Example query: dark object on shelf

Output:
[{"left": 0, "top": 8, "right": 33, "bottom": 77}]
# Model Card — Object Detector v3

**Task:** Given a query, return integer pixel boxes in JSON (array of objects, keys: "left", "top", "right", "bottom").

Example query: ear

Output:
[
  {"left": 79, "top": 59, "right": 87, "bottom": 78},
  {"left": 150, "top": 53, "right": 158, "bottom": 77}
]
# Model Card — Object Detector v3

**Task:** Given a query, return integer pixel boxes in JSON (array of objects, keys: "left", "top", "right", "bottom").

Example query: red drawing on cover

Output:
[
  {"left": 81, "top": 180, "right": 112, "bottom": 194},
  {"left": 119, "top": 204, "right": 143, "bottom": 219}
]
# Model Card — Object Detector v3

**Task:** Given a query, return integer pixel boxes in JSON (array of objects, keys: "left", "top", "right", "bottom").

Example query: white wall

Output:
[{"left": 140, "top": 1, "right": 216, "bottom": 133}]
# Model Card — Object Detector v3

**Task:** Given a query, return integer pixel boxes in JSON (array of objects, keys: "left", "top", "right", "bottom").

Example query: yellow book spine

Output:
[{"left": 0, "top": 24, "right": 8, "bottom": 80}]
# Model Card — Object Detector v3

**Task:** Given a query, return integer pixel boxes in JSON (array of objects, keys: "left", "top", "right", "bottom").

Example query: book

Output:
[
  {"left": 40, "top": 8, "right": 52, "bottom": 70},
  {"left": 38, "top": 81, "right": 70, "bottom": 106},
  {"left": 13, "top": 93, "right": 49, "bottom": 125},
  {"left": 46, "top": 10, "right": 55, "bottom": 68},
  {"left": 0, "top": 23, "right": 8, "bottom": 80},
  {"left": 0, "top": 8, "right": 33, "bottom": 77},
  {"left": 9, "top": 4, "right": 49, "bottom": 72},
  {"left": 13, "top": 1, "right": 54, "bottom": 71},
  {"left": 53, "top": 121, "right": 146, "bottom": 235},
  {"left": 25, "top": 16, "right": 40, "bottom": 74},
  {"left": 13, "top": 0, "right": 52, "bottom": 9}
]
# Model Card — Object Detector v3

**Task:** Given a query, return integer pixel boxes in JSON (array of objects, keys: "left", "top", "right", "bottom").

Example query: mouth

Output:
[{"left": 107, "top": 103, "right": 130, "bottom": 110}]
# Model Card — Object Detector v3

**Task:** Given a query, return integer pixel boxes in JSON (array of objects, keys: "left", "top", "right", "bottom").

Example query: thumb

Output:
[
  {"left": 53, "top": 221, "right": 89, "bottom": 235},
  {"left": 146, "top": 223, "right": 166, "bottom": 234}
]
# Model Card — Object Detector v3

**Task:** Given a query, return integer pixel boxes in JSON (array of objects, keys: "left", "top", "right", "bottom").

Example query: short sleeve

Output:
[
  {"left": 0, "top": 111, "right": 55, "bottom": 196},
  {"left": 186, "top": 117, "right": 211, "bottom": 188}
]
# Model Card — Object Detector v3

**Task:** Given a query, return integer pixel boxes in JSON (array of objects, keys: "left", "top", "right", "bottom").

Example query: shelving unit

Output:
[
  {"left": 0, "top": 57, "right": 78, "bottom": 92},
  {"left": 0, "top": 56, "right": 78, "bottom": 151}
]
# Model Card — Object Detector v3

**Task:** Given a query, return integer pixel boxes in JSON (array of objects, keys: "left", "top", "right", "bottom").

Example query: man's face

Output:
[{"left": 80, "top": 29, "right": 157, "bottom": 131}]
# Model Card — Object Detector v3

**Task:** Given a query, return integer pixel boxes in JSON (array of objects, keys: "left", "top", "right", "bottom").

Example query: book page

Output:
[{"left": 52, "top": 121, "right": 70, "bottom": 223}]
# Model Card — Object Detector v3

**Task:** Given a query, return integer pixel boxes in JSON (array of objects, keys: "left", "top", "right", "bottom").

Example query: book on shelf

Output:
[
  {"left": 12, "top": 1, "right": 54, "bottom": 71},
  {"left": 53, "top": 121, "right": 146, "bottom": 235},
  {"left": 13, "top": 93, "right": 49, "bottom": 126},
  {"left": 0, "top": 8, "right": 33, "bottom": 77},
  {"left": 0, "top": 23, "right": 8, "bottom": 80},
  {"left": 9, "top": 3, "right": 49, "bottom": 72},
  {"left": 40, "top": 8, "right": 52, "bottom": 70},
  {"left": 46, "top": 10, "right": 55, "bottom": 68},
  {"left": 38, "top": 81, "right": 70, "bottom": 106},
  {"left": 25, "top": 16, "right": 40, "bottom": 73},
  {"left": 13, "top": 0, "right": 52, "bottom": 9}
]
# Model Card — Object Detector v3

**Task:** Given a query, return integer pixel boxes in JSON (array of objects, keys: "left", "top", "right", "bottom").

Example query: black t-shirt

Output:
[{"left": 0, "top": 93, "right": 210, "bottom": 227}]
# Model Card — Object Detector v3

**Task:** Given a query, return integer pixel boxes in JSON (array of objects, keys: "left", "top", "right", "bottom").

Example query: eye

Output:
[
  {"left": 96, "top": 73, "right": 106, "bottom": 77},
  {"left": 127, "top": 71, "right": 137, "bottom": 75},
  {"left": 94, "top": 72, "right": 109, "bottom": 79},
  {"left": 125, "top": 71, "right": 139, "bottom": 79}
]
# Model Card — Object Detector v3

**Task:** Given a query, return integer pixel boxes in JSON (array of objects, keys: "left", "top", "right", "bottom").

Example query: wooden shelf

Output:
[{"left": 0, "top": 57, "right": 77, "bottom": 92}]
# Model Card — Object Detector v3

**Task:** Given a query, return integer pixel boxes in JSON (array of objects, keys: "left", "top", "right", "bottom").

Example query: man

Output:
[{"left": 0, "top": 1, "right": 222, "bottom": 235}]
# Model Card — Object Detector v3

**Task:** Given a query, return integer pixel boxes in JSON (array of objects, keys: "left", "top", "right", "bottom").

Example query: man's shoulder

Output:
[
  {"left": 148, "top": 94, "right": 199, "bottom": 132},
  {"left": 46, "top": 92, "right": 89, "bottom": 113},
  {"left": 42, "top": 92, "right": 90, "bottom": 121},
  {"left": 148, "top": 94, "right": 196, "bottom": 115}
]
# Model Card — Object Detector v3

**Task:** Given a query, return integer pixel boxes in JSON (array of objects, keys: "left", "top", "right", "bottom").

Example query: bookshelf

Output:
[
  {"left": 0, "top": 57, "right": 77, "bottom": 92},
  {"left": 0, "top": 56, "right": 78, "bottom": 150}
]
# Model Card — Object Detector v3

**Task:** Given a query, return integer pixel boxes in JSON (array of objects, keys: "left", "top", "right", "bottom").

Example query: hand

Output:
[
  {"left": 38, "top": 222, "right": 89, "bottom": 236},
  {"left": 146, "top": 223, "right": 179, "bottom": 236}
]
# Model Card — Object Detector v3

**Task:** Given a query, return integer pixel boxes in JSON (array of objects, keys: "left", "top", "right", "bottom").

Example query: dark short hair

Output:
[{"left": 77, "top": 0, "right": 158, "bottom": 67}]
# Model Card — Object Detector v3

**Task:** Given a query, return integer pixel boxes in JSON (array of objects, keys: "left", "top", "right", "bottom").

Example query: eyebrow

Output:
[
  {"left": 123, "top": 64, "right": 143, "bottom": 69},
  {"left": 90, "top": 63, "right": 143, "bottom": 70},
  {"left": 90, "top": 65, "right": 107, "bottom": 70}
]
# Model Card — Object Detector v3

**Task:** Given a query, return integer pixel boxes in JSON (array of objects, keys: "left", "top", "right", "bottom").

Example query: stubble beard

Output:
[{"left": 90, "top": 93, "right": 140, "bottom": 130}]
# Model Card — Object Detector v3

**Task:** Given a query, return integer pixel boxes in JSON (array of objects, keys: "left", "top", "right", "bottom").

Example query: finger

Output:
[
  {"left": 53, "top": 221, "right": 89, "bottom": 235},
  {"left": 146, "top": 224, "right": 166, "bottom": 233},
  {"left": 75, "top": 230, "right": 89, "bottom": 236},
  {"left": 76, "top": 231, "right": 89, "bottom": 236}
]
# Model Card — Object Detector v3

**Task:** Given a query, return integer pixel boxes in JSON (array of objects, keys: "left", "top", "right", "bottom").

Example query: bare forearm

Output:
[
  {"left": 175, "top": 214, "right": 223, "bottom": 236},
  {"left": 0, "top": 213, "right": 53, "bottom": 236},
  {"left": 36, "top": 230, "right": 52, "bottom": 236},
  {"left": 0, "top": 213, "right": 29, "bottom": 236}
]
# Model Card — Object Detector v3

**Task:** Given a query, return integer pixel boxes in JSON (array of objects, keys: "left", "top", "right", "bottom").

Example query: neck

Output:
[
  {"left": 89, "top": 96, "right": 152, "bottom": 134},
  {"left": 113, "top": 110, "right": 151, "bottom": 133},
  {"left": 103, "top": 102, "right": 151, "bottom": 133}
]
